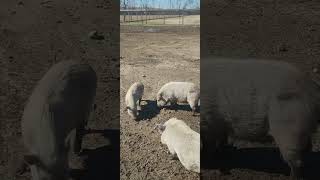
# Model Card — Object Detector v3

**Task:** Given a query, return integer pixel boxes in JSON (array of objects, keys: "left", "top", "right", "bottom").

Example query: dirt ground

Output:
[
  {"left": 1, "top": 1, "right": 119, "bottom": 180},
  {"left": 120, "top": 26, "right": 200, "bottom": 179}
]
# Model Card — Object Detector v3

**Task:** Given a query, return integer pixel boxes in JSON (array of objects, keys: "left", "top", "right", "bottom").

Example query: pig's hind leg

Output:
[
  {"left": 167, "top": 144, "right": 178, "bottom": 160},
  {"left": 269, "top": 98, "right": 314, "bottom": 180}
]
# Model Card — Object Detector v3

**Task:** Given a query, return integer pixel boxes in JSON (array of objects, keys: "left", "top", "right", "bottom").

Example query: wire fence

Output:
[{"left": 120, "top": 9, "right": 199, "bottom": 25}]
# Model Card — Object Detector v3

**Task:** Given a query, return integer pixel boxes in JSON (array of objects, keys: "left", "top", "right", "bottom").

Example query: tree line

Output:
[{"left": 120, "top": 0, "right": 200, "bottom": 10}]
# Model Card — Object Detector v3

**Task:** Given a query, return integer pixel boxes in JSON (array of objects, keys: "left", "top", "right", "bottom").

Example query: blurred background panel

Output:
[
  {"left": 0, "top": 0, "right": 119, "bottom": 179},
  {"left": 201, "top": 0, "right": 320, "bottom": 179}
]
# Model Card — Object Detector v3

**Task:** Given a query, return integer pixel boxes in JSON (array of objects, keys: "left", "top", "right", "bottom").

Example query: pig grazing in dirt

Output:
[
  {"left": 156, "top": 118, "right": 200, "bottom": 173},
  {"left": 201, "top": 58, "right": 320, "bottom": 180},
  {"left": 125, "top": 82, "right": 144, "bottom": 120},
  {"left": 21, "top": 60, "right": 97, "bottom": 180},
  {"left": 156, "top": 82, "right": 200, "bottom": 115}
]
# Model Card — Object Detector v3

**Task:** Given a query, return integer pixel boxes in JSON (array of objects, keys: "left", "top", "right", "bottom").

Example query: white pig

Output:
[
  {"left": 21, "top": 60, "right": 97, "bottom": 180},
  {"left": 156, "top": 118, "right": 200, "bottom": 173},
  {"left": 156, "top": 82, "right": 200, "bottom": 115},
  {"left": 125, "top": 82, "right": 144, "bottom": 120}
]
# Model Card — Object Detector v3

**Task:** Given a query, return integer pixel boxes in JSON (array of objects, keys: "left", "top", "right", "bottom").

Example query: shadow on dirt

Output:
[
  {"left": 139, "top": 100, "right": 160, "bottom": 120},
  {"left": 164, "top": 104, "right": 200, "bottom": 117},
  {"left": 201, "top": 147, "right": 320, "bottom": 180},
  {"left": 163, "top": 104, "right": 192, "bottom": 112},
  {"left": 71, "top": 129, "right": 120, "bottom": 180},
  {"left": 304, "top": 151, "right": 320, "bottom": 180},
  {"left": 165, "top": 103, "right": 200, "bottom": 113},
  {"left": 138, "top": 100, "right": 200, "bottom": 120}
]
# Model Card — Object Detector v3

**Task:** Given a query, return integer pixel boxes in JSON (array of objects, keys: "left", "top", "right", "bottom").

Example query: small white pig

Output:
[
  {"left": 156, "top": 82, "right": 200, "bottom": 115},
  {"left": 125, "top": 82, "right": 144, "bottom": 119}
]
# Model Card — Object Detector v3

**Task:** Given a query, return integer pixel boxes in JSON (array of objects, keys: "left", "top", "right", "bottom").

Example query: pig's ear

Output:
[
  {"left": 123, "top": 106, "right": 129, "bottom": 112},
  {"left": 159, "top": 125, "right": 165, "bottom": 132},
  {"left": 154, "top": 123, "right": 166, "bottom": 132},
  {"left": 23, "top": 154, "right": 39, "bottom": 165},
  {"left": 126, "top": 106, "right": 134, "bottom": 111}
]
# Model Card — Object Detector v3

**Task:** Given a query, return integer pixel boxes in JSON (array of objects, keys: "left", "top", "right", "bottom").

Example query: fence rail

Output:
[{"left": 120, "top": 9, "right": 199, "bottom": 25}]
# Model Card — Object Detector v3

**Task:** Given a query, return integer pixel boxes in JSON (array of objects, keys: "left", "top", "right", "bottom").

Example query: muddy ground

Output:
[
  {"left": 1, "top": 1, "right": 119, "bottom": 180},
  {"left": 120, "top": 25, "right": 200, "bottom": 180}
]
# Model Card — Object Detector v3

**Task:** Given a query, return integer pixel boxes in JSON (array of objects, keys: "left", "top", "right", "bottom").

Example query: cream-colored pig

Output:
[{"left": 156, "top": 118, "right": 200, "bottom": 173}]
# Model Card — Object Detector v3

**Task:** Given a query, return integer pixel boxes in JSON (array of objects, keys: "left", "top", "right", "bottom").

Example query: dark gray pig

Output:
[
  {"left": 21, "top": 60, "right": 97, "bottom": 180},
  {"left": 201, "top": 58, "right": 319, "bottom": 180}
]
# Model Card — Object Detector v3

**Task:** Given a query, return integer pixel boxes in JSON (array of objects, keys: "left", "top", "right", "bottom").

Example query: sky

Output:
[{"left": 123, "top": 0, "right": 199, "bottom": 9}]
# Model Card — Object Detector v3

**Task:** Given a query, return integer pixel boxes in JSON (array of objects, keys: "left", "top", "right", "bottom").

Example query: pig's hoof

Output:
[
  {"left": 69, "top": 154, "right": 87, "bottom": 170},
  {"left": 169, "top": 154, "right": 178, "bottom": 160}
]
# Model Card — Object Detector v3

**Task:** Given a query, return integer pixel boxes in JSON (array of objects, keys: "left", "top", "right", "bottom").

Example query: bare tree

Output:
[
  {"left": 195, "top": 0, "right": 200, "bottom": 9},
  {"left": 121, "top": 0, "right": 129, "bottom": 9},
  {"left": 121, "top": 0, "right": 126, "bottom": 22},
  {"left": 183, "top": 0, "right": 192, "bottom": 9},
  {"left": 140, "top": 0, "right": 149, "bottom": 9},
  {"left": 175, "top": 0, "right": 182, "bottom": 10},
  {"left": 150, "top": 0, "right": 155, "bottom": 9},
  {"left": 129, "top": 0, "right": 136, "bottom": 9}
]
